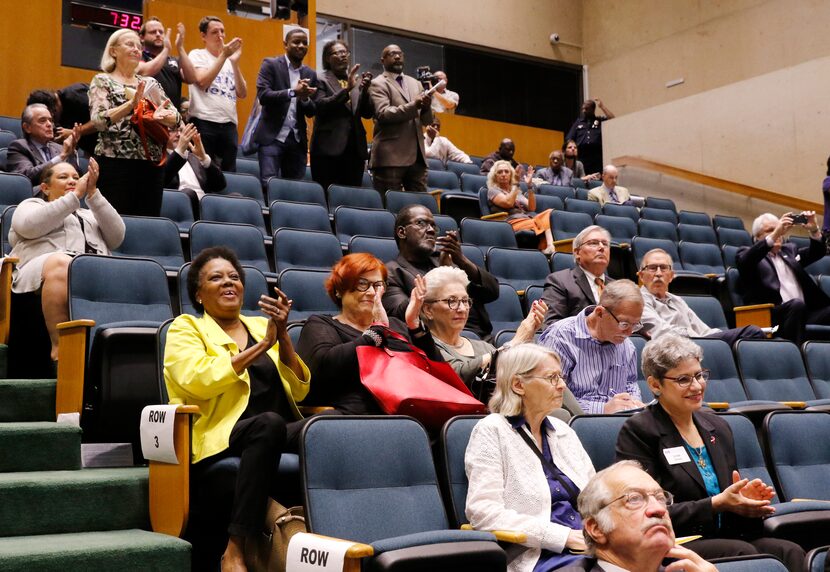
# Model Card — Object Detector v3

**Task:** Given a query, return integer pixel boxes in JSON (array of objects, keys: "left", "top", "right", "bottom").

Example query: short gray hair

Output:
[
  {"left": 573, "top": 225, "right": 611, "bottom": 250},
  {"left": 598, "top": 279, "right": 642, "bottom": 311},
  {"left": 751, "top": 213, "right": 779, "bottom": 240},
  {"left": 578, "top": 460, "right": 643, "bottom": 554},
  {"left": 641, "top": 333, "right": 702, "bottom": 380},
  {"left": 424, "top": 266, "right": 469, "bottom": 301},
  {"left": 639, "top": 248, "right": 673, "bottom": 270},
  {"left": 488, "top": 343, "right": 561, "bottom": 416},
  {"left": 101, "top": 29, "right": 140, "bottom": 73},
  {"left": 21, "top": 103, "right": 49, "bottom": 125}
]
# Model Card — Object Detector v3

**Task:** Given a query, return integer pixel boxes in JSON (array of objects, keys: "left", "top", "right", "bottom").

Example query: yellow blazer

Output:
[{"left": 163, "top": 312, "right": 311, "bottom": 463}]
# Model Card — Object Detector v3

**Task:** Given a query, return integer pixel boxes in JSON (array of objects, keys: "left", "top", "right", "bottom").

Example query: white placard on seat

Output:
[
  {"left": 139, "top": 405, "right": 179, "bottom": 463},
  {"left": 286, "top": 532, "right": 351, "bottom": 571}
]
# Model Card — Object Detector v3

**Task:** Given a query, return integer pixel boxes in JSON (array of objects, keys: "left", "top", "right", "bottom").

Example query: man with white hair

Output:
[
  {"left": 7, "top": 104, "right": 80, "bottom": 186},
  {"left": 736, "top": 210, "right": 830, "bottom": 343},
  {"left": 587, "top": 165, "right": 631, "bottom": 207},
  {"left": 556, "top": 461, "right": 716, "bottom": 572}
]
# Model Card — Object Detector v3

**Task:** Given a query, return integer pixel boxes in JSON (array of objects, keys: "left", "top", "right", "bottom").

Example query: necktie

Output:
[
  {"left": 609, "top": 189, "right": 618, "bottom": 203},
  {"left": 42, "top": 145, "right": 52, "bottom": 161},
  {"left": 595, "top": 277, "right": 605, "bottom": 299}
]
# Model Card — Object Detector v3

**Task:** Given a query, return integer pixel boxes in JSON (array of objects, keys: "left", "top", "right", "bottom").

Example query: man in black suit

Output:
[
  {"left": 542, "top": 225, "right": 613, "bottom": 326},
  {"left": 557, "top": 461, "right": 716, "bottom": 572},
  {"left": 7, "top": 104, "right": 80, "bottom": 186},
  {"left": 310, "top": 40, "right": 373, "bottom": 192},
  {"left": 383, "top": 205, "right": 499, "bottom": 339},
  {"left": 736, "top": 210, "right": 830, "bottom": 344},
  {"left": 164, "top": 123, "right": 226, "bottom": 215},
  {"left": 254, "top": 28, "right": 317, "bottom": 186}
]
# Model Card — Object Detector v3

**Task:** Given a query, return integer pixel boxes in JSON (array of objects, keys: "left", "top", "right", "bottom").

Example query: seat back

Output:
[
  {"left": 190, "top": 221, "right": 272, "bottom": 277},
  {"left": 461, "top": 244, "right": 485, "bottom": 268},
  {"left": 679, "top": 242, "right": 725, "bottom": 275},
  {"left": 273, "top": 228, "right": 342, "bottom": 272},
  {"left": 0, "top": 148, "right": 7, "bottom": 172},
  {"left": 384, "top": 190, "right": 438, "bottom": 214},
  {"left": 0, "top": 172, "right": 34, "bottom": 211},
  {"left": 722, "top": 245, "right": 740, "bottom": 268},
  {"left": 439, "top": 415, "right": 486, "bottom": 528},
  {"left": 568, "top": 414, "right": 631, "bottom": 471},
  {"left": 628, "top": 335, "right": 654, "bottom": 401},
  {"left": 551, "top": 252, "right": 575, "bottom": 272},
  {"left": 551, "top": 210, "right": 592, "bottom": 242},
  {"left": 446, "top": 161, "right": 480, "bottom": 179},
  {"left": 525, "top": 285, "right": 544, "bottom": 307},
  {"left": 0, "top": 116, "right": 22, "bottom": 138},
  {"left": 533, "top": 193, "right": 563, "bottom": 213},
  {"left": 717, "top": 227, "right": 752, "bottom": 247},
  {"left": 221, "top": 172, "right": 265, "bottom": 205},
  {"left": 434, "top": 214, "right": 459, "bottom": 236},
  {"left": 802, "top": 341, "right": 830, "bottom": 399},
  {"left": 678, "top": 223, "right": 718, "bottom": 245},
  {"left": 460, "top": 218, "right": 518, "bottom": 249},
  {"left": 695, "top": 338, "right": 750, "bottom": 404},
  {"left": 301, "top": 416, "right": 450, "bottom": 542},
  {"left": 536, "top": 184, "right": 574, "bottom": 202},
  {"left": 348, "top": 235, "right": 399, "bottom": 262},
  {"left": 178, "top": 263, "right": 268, "bottom": 317},
  {"left": 719, "top": 413, "right": 777, "bottom": 500},
  {"left": 806, "top": 546, "right": 828, "bottom": 572},
  {"left": 112, "top": 216, "right": 185, "bottom": 271},
  {"left": 333, "top": 206, "right": 395, "bottom": 246},
  {"left": 764, "top": 411, "right": 830, "bottom": 501},
  {"left": 426, "top": 158, "right": 445, "bottom": 171},
  {"left": 200, "top": 194, "right": 266, "bottom": 236},
  {"left": 726, "top": 267, "right": 747, "bottom": 307},
  {"left": 1, "top": 205, "right": 15, "bottom": 255},
  {"left": 234, "top": 157, "right": 260, "bottom": 179},
  {"left": 327, "top": 185, "right": 383, "bottom": 214},
  {"left": 427, "top": 169, "right": 460, "bottom": 191},
  {"left": 485, "top": 284, "right": 524, "bottom": 333},
  {"left": 632, "top": 237, "right": 681, "bottom": 271},
  {"left": 602, "top": 203, "right": 639, "bottom": 222},
  {"left": 735, "top": 339, "right": 818, "bottom": 402},
  {"left": 486, "top": 247, "right": 550, "bottom": 292},
  {"left": 637, "top": 219, "right": 678, "bottom": 241},
  {"left": 678, "top": 210, "right": 712, "bottom": 227},
  {"left": 713, "top": 215, "right": 745, "bottom": 230},
  {"left": 160, "top": 189, "right": 195, "bottom": 233},
  {"left": 639, "top": 206, "right": 678, "bottom": 224},
  {"left": 712, "top": 554, "right": 789, "bottom": 571},
  {"left": 277, "top": 268, "right": 338, "bottom": 320},
  {"left": 680, "top": 295, "right": 729, "bottom": 330},
  {"left": 0, "top": 131, "right": 12, "bottom": 149},
  {"left": 564, "top": 197, "right": 601, "bottom": 218},
  {"left": 644, "top": 196, "right": 677, "bottom": 212},
  {"left": 594, "top": 214, "right": 636, "bottom": 244},
  {"left": 269, "top": 200, "right": 331, "bottom": 233},
  {"left": 460, "top": 173, "right": 487, "bottom": 195},
  {"left": 266, "top": 177, "right": 326, "bottom": 208},
  {"left": 806, "top": 256, "right": 830, "bottom": 277}
]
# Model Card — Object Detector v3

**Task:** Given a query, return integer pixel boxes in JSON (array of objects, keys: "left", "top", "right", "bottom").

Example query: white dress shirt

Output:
[
  {"left": 277, "top": 54, "right": 302, "bottom": 143},
  {"left": 581, "top": 267, "right": 606, "bottom": 304},
  {"left": 765, "top": 236, "right": 804, "bottom": 303}
]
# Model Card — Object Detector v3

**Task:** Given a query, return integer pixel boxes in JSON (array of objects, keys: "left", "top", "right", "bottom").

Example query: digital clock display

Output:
[{"left": 70, "top": 2, "right": 143, "bottom": 32}]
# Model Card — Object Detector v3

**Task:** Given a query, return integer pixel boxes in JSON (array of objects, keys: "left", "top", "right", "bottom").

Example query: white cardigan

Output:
[{"left": 465, "top": 413, "right": 596, "bottom": 572}]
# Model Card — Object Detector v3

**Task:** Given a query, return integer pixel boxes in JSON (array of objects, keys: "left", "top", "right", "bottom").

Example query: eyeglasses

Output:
[
  {"left": 354, "top": 279, "right": 386, "bottom": 292},
  {"left": 330, "top": 49, "right": 350, "bottom": 57},
  {"left": 641, "top": 264, "right": 672, "bottom": 274},
  {"left": 662, "top": 369, "right": 710, "bottom": 388},
  {"left": 407, "top": 219, "right": 437, "bottom": 231},
  {"left": 578, "top": 239, "right": 610, "bottom": 249},
  {"left": 602, "top": 489, "right": 674, "bottom": 511},
  {"left": 523, "top": 373, "right": 566, "bottom": 386},
  {"left": 427, "top": 296, "right": 472, "bottom": 310},
  {"left": 605, "top": 308, "right": 642, "bottom": 332}
]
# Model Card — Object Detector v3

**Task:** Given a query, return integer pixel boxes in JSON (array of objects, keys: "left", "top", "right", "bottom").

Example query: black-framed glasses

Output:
[
  {"left": 354, "top": 279, "right": 386, "bottom": 292},
  {"left": 427, "top": 296, "right": 472, "bottom": 310},
  {"left": 602, "top": 489, "right": 674, "bottom": 511},
  {"left": 605, "top": 308, "right": 642, "bottom": 332},
  {"left": 523, "top": 373, "right": 566, "bottom": 386},
  {"left": 640, "top": 264, "right": 672, "bottom": 273},
  {"left": 407, "top": 219, "right": 437, "bottom": 231},
  {"left": 663, "top": 369, "right": 710, "bottom": 388}
]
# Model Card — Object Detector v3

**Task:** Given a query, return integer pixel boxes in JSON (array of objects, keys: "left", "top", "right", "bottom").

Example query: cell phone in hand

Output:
[{"left": 791, "top": 214, "right": 808, "bottom": 225}]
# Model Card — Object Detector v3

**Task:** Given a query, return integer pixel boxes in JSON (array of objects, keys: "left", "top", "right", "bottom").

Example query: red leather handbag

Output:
[
  {"left": 130, "top": 98, "right": 170, "bottom": 166},
  {"left": 356, "top": 327, "right": 487, "bottom": 431}
]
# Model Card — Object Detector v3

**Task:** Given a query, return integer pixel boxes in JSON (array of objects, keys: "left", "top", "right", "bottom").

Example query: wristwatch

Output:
[{"left": 288, "top": 89, "right": 296, "bottom": 98}]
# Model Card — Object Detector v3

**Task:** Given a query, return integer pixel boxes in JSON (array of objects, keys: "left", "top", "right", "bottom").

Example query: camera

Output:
[
  {"left": 416, "top": 66, "right": 437, "bottom": 88},
  {"left": 791, "top": 214, "right": 809, "bottom": 225}
]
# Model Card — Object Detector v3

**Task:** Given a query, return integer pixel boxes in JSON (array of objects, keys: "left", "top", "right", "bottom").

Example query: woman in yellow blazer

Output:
[{"left": 164, "top": 246, "right": 310, "bottom": 571}]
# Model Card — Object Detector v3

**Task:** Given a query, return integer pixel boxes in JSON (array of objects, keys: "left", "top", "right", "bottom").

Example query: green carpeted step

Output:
[
  {"left": 0, "top": 379, "right": 56, "bottom": 422},
  {"left": 0, "top": 529, "right": 190, "bottom": 571},
  {"left": 0, "top": 422, "right": 81, "bottom": 473},
  {"left": 0, "top": 468, "right": 149, "bottom": 537}
]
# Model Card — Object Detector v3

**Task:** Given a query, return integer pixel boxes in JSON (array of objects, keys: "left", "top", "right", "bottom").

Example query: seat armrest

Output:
[
  {"left": 780, "top": 401, "right": 807, "bottom": 409},
  {"left": 704, "top": 402, "right": 730, "bottom": 410},
  {"left": 461, "top": 523, "right": 527, "bottom": 544},
  {"left": 299, "top": 405, "right": 334, "bottom": 415},
  {"left": 55, "top": 319, "right": 95, "bottom": 417},
  {"left": 481, "top": 212, "right": 508, "bottom": 221},
  {"left": 149, "top": 404, "right": 200, "bottom": 537},
  {"left": 0, "top": 257, "right": 18, "bottom": 345},
  {"left": 734, "top": 303, "right": 773, "bottom": 328},
  {"left": 552, "top": 239, "right": 573, "bottom": 254}
]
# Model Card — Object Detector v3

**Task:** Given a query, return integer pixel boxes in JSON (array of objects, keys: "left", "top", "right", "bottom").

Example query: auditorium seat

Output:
[
  {"left": 0, "top": 130, "right": 15, "bottom": 149},
  {"left": 327, "top": 184, "right": 383, "bottom": 214},
  {"left": 111, "top": 216, "right": 185, "bottom": 273},
  {"left": 717, "top": 227, "right": 752, "bottom": 248},
  {"left": 637, "top": 218, "right": 678, "bottom": 242},
  {"left": 595, "top": 214, "right": 636, "bottom": 246},
  {"left": 333, "top": 206, "right": 395, "bottom": 247},
  {"left": 277, "top": 268, "right": 339, "bottom": 321},
  {"left": 460, "top": 218, "right": 517, "bottom": 249},
  {"left": 199, "top": 194, "right": 268, "bottom": 240},
  {"left": 802, "top": 340, "right": 830, "bottom": 399},
  {"left": 486, "top": 247, "right": 550, "bottom": 294},
  {"left": 385, "top": 190, "right": 438, "bottom": 214},
  {"left": 678, "top": 241, "right": 726, "bottom": 276},
  {"left": 269, "top": 200, "right": 331, "bottom": 233},
  {"left": 644, "top": 196, "right": 677, "bottom": 213},
  {"left": 0, "top": 172, "right": 33, "bottom": 211},
  {"left": 460, "top": 173, "right": 487, "bottom": 195},
  {"left": 461, "top": 244, "right": 485, "bottom": 268},
  {"left": 1, "top": 205, "right": 14, "bottom": 255},
  {"left": 446, "top": 161, "right": 480, "bottom": 178},
  {"left": 533, "top": 193, "right": 563, "bottom": 213},
  {"left": 273, "top": 228, "right": 342, "bottom": 273},
  {"left": 602, "top": 203, "right": 639, "bottom": 223},
  {"left": 266, "top": 177, "right": 326, "bottom": 209},
  {"left": 677, "top": 223, "right": 718, "bottom": 245},
  {"left": 712, "top": 555, "right": 788, "bottom": 571},
  {"left": 551, "top": 252, "right": 575, "bottom": 272},
  {"left": 438, "top": 415, "right": 486, "bottom": 528},
  {"left": 536, "top": 184, "right": 574, "bottom": 202},
  {"left": 485, "top": 284, "right": 524, "bottom": 335},
  {"left": 569, "top": 414, "right": 633, "bottom": 471},
  {"left": 806, "top": 255, "right": 830, "bottom": 277},
  {"left": 434, "top": 213, "right": 459, "bottom": 236},
  {"left": 221, "top": 172, "right": 265, "bottom": 207},
  {"left": 722, "top": 244, "right": 740, "bottom": 267},
  {"left": 632, "top": 237, "right": 683, "bottom": 271},
  {"left": 551, "top": 210, "right": 592, "bottom": 246},
  {"left": 680, "top": 295, "right": 729, "bottom": 330},
  {"left": 639, "top": 206, "right": 678, "bottom": 225},
  {"left": 764, "top": 410, "right": 830, "bottom": 501},
  {"left": 426, "top": 158, "right": 445, "bottom": 171},
  {"left": 678, "top": 210, "right": 712, "bottom": 227},
  {"left": 713, "top": 214, "right": 746, "bottom": 231},
  {"left": 160, "top": 190, "right": 196, "bottom": 235},
  {"left": 628, "top": 335, "right": 654, "bottom": 401},
  {"left": 564, "top": 197, "right": 601, "bottom": 218},
  {"left": 427, "top": 169, "right": 461, "bottom": 192},
  {"left": 234, "top": 157, "right": 259, "bottom": 179},
  {"left": 189, "top": 221, "right": 274, "bottom": 279},
  {"left": 348, "top": 235, "right": 399, "bottom": 262},
  {"left": 0, "top": 116, "right": 22, "bottom": 138},
  {"left": 0, "top": 148, "right": 8, "bottom": 172}
]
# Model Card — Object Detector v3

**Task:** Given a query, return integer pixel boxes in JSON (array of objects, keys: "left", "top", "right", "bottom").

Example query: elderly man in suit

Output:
[
  {"left": 253, "top": 28, "right": 316, "bottom": 185},
  {"left": 557, "top": 461, "right": 716, "bottom": 572},
  {"left": 368, "top": 44, "right": 433, "bottom": 194},
  {"left": 737, "top": 210, "right": 830, "bottom": 344},
  {"left": 587, "top": 165, "right": 632, "bottom": 207},
  {"left": 310, "top": 40, "right": 373, "bottom": 192},
  {"left": 7, "top": 104, "right": 80, "bottom": 187},
  {"left": 542, "top": 225, "right": 613, "bottom": 326}
]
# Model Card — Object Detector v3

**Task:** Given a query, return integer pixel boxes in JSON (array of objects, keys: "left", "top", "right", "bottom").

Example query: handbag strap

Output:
[{"left": 515, "top": 424, "right": 580, "bottom": 501}]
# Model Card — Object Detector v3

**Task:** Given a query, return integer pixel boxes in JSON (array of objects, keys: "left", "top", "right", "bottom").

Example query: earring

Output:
[
  {"left": 335, "top": 292, "right": 342, "bottom": 298},
  {"left": 197, "top": 299, "right": 202, "bottom": 304},
  {"left": 653, "top": 391, "right": 661, "bottom": 398}
]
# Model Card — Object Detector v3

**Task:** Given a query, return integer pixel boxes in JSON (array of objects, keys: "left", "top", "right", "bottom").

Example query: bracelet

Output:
[{"left": 363, "top": 328, "right": 383, "bottom": 347}]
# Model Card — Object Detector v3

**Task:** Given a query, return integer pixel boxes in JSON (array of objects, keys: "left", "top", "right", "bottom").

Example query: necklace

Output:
[
  {"left": 448, "top": 337, "right": 466, "bottom": 349},
  {"left": 686, "top": 443, "right": 707, "bottom": 468}
]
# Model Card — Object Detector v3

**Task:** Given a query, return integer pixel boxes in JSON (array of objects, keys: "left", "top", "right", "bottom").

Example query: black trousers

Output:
[
  {"left": 190, "top": 117, "right": 238, "bottom": 173},
  {"left": 257, "top": 131, "right": 307, "bottom": 186},
  {"left": 773, "top": 298, "right": 830, "bottom": 345},
  {"left": 95, "top": 156, "right": 164, "bottom": 217},
  {"left": 685, "top": 536, "right": 805, "bottom": 571},
  {"left": 704, "top": 325, "right": 766, "bottom": 347}
]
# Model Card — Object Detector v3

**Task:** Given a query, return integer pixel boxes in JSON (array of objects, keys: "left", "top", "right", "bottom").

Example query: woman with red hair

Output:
[{"left": 297, "top": 253, "right": 439, "bottom": 414}]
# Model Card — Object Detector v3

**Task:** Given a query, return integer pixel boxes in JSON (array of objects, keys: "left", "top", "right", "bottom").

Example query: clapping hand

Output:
[
  {"left": 152, "top": 99, "right": 178, "bottom": 126},
  {"left": 713, "top": 473, "right": 775, "bottom": 518},
  {"left": 405, "top": 274, "right": 427, "bottom": 329},
  {"left": 371, "top": 285, "right": 389, "bottom": 327},
  {"left": 174, "top": 23, "right": 185, "bottom": 52},
  {"left": 223, "top": 37, "right": 242, "bottom": 59},
  {"left": 346, "top": 64, "right": 361, "bottom": 91},
  {"left": 131, "top": 80, "right": 146, "bottom": 110},
  {"left": 295, "top": 78, "right": 317, "bottom": 99},
  {"left": 734, "top": 470, "right": 776, "bottom": 502},
  {"left": 260, "top": 287, "right": 293, "bottom": 346},
  {"left": 515, "top": 300, "right": 547, "bottom": 344},
  {"left": 74, "top": 157, "right": 99, "bottom": 199}
]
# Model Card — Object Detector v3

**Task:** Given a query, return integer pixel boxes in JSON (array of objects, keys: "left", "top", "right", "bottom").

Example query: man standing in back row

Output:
[{"left": 369, "top": 44, "right": 433, "bottom": 194}]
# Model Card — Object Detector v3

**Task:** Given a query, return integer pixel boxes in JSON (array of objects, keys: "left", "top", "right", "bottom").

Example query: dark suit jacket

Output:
[
  {"left": 368, "top": 71, "right": 432, "bottom": 169},
  {"left": 383, "top": 252, "right": 500, "bottom": 338},
  {"left": 7, "top": 137, "right": 79, "bottom": 186},
  {"left": 310, "top": 70, "right": 372, "bottom": 158},
  {"left": 616, "top": 402, "right": 762, "bottom": 538},
  {"left": 542, "top": 267, "right": 612, "bottom": 327},
  {"left": 736, "top": 238, "right": 829, "bottom": 308},
  {"left": 254, "top": 56, "right": 317, "bottom": 147},
  {"left": 163, "top": 151, "right": 226, "bottom": 194}
]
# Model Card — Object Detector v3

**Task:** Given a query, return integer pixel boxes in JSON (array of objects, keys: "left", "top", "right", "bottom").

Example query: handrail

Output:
[{"left": 613, "top": 155, "right": 824, "bottom": 214}]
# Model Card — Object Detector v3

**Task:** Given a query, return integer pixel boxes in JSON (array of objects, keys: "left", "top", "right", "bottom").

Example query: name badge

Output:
[{"left": 663, "top": 446, "right": 691, "bottom": 465}]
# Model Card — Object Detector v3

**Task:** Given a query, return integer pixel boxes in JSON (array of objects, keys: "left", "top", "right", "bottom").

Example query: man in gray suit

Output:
[
  {"left": 7, "top": 104, "right": 80, "bottom": 186},
  {"left": 368, "top": 44, "right": 433, "bottom": 193},
  {"left": 542, "top": 225, "right": 613, "bottom": 326}
]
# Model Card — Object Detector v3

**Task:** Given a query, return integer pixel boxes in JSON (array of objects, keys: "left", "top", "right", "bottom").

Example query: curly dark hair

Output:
[
  {"left": 321, "top": 40, "right": 348, "bottom": 71},
  {"left": 187, "top": 246, "right": 246, "bottom": 314}
]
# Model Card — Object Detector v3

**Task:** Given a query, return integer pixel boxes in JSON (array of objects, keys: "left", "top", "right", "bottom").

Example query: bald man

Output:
[{"left": 587, "top": 165, "right": 631, "bottom": 206}]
